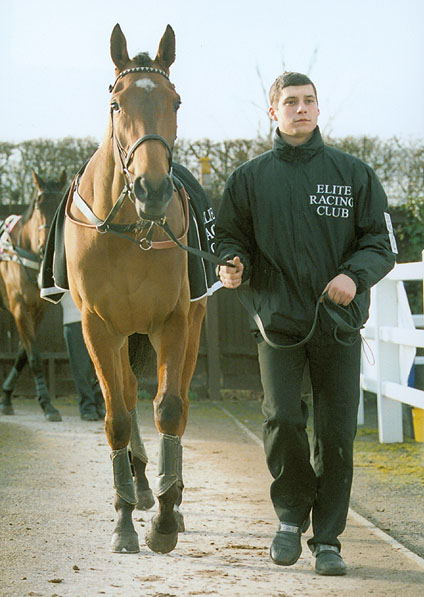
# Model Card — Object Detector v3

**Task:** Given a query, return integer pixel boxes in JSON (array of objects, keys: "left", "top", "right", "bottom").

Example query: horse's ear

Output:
[
  {"left": 32, "top": 170, "right": 45, "bottom": 192},
  {"left": 154, "top": 25, "right": 175, "bottom": 72},
  {"left": 110, "top": 24, "right": 130, "bottom": 73},
  {"left": 58, "top": 169, "right": 67, "bottom": 189}
]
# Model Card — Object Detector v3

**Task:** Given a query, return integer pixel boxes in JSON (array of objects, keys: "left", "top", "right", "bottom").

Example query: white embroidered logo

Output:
[
  {"left": 309, "top": 184, "right": 353, "bottom": 218},
  {"left": 203, "top": 207, "right": 216, "bottom": 252}
]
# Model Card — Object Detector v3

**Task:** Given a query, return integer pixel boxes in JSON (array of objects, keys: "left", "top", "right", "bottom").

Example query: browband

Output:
[{"left": 109, "top": 66, "right": 170, "bottom": 92}]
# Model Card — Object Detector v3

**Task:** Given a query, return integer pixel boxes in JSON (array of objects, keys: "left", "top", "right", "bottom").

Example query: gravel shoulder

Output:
[{"left": 0, "top": 395, "right": 423, "bottom": 597}]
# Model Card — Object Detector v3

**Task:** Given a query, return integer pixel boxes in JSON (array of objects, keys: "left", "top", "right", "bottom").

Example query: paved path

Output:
[{"left": 0, "top": 397, "right": 423, "bottom": 596}]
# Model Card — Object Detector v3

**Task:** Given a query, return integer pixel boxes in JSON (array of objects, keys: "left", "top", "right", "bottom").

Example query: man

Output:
[
  {"left": 61, "top": 291, "right": 105, "bottom": 421},
  {"left": 215, "top": 72, "right": 396, "bottom": 575}
]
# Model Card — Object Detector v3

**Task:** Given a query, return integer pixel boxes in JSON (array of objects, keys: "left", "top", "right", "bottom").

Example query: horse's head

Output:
[
  {"left": 109, "top": 24, "right": 180, "bottom": 221},
  {"left": 30, "top": 169, "right": 67, "bottom": 254}
]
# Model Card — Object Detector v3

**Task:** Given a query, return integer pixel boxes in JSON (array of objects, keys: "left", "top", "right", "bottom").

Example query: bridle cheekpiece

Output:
[{"left": 108, "top": 66, "right": 174, "bottom": 217}]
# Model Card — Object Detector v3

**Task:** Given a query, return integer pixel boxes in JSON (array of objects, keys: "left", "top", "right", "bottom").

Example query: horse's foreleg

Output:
[
  {"left": 82, "top": 320, "right": 139, "bottom": 553},
  {"left": 145, "top": 432, "right": 181, "bottom": 553},
  {"left": 144, "top": 309, "right": 188, "bottom": 554},
  {"left": 0, "top": 346, "right": 27, "bottom": 415}
]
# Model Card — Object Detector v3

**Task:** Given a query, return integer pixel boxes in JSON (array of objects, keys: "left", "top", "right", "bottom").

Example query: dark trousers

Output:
[
  {"left": 63, "top": 322, "right": 104, "bottom": 415},
  {"left": 257, "top": 330, "right": 361, "bottom": 550}
]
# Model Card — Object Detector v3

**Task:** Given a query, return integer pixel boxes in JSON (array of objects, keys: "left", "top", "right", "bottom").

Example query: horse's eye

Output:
[
  {"left": 174, "top": 99, "right": 182, "bottom": 112},
  {"left": 111, "top": 101, "right": 121, "bottom": 112}
]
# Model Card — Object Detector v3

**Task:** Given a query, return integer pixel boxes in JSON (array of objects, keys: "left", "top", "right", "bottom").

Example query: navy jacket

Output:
[{"left": 215, "top": 127, "right": 397, "bottom": 340}]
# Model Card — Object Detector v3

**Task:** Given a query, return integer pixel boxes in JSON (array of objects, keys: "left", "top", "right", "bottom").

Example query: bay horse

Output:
[
  {"left": 64, "top": 24, "right": 207, "bottom": 554},
  {"left": 0, "top": 169, "right": 66, "bottom": 421}
]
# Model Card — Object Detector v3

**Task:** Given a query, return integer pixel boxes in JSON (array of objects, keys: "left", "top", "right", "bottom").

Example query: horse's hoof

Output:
[
  {"left": 43, "top": 405, "right": 62, "bottom": 422},
  {"left": 144, "top": 518, "right": 178, "bottom": 554},
  {"left": 136, "top": 489, "right": 155, "bottom": 511},
  {"left": 0, "top": 404, "right": 14, "bottom": 415},
  {"left": 111, "top": 530, "right": 140, "bottom": 553},
  {"left": 174, "top": 506, "right": 185, "bottom": 533}
]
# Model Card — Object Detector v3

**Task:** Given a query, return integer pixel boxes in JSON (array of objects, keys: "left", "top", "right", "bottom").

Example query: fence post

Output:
[
  {"left": 357, "top": 385, "right": 365, "bottom": 425},
  {"left": 375, "top": 278, "right": 404, "bottom": 442},
  {"left": 422, "top": 249, "right": 424, "bottom": 309}
]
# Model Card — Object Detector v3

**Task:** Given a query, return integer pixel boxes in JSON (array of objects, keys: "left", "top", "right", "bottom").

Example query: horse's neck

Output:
[
  {"left": 79, "top": 146, "right": 125, "bottom": 219},
  {"left": 13, "top": 215, "right": 39, "bottom": 253}
]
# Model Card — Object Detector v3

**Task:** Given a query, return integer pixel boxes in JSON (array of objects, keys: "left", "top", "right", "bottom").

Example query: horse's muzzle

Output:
[{"left": 133, "top": 174, "right": 174, "bottom": 220}]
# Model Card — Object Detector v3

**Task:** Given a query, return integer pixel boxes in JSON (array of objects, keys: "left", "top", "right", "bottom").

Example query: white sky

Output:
[{"left": 1, "top": 0, "right": 423, "bottom": 143}]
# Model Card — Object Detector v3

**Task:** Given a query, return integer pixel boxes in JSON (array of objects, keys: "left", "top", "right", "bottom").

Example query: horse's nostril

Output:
[
  {"left": 133, "top": 175, "right": 174, "bottom": 204},
  {"left": 133, "top": 176, "right": 149, "bottom": 200}
]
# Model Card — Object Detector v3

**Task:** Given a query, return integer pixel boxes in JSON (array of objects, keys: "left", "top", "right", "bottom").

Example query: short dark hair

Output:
[{"left": 269, "top": 72, "right": 318, "bottom": 106}]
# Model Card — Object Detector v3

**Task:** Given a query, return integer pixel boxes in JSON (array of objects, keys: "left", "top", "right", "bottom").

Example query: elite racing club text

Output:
[{"left": 309, "top": 184, "right": 354, "bottom": 218}]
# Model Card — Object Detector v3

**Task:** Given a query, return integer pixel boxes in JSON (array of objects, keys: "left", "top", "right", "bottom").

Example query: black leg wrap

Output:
[
  {"left": 154, "top": 433, "right": 180, "bottom": 497},
  {"left": 111, "top": 447, "right": 137, "bottom": 505}
]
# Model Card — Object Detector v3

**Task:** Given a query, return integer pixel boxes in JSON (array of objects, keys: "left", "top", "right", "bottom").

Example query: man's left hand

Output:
[{"left": 323, "top": 274, "right": 357, "bottom": 306}]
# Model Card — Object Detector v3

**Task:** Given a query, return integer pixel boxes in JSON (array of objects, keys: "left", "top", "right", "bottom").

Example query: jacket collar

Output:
[{"left": 272, "top": 126, "right": 324, "bottom": 162}]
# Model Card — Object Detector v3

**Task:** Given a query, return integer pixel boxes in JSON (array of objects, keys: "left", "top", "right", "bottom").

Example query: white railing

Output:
[{"left": 360, "top": 260, "right": 424, "bottom": 443}]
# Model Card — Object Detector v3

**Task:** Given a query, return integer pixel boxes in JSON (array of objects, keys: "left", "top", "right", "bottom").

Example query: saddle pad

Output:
[{"left": 0, "top": 215, "right": 22, "bottom": 258}]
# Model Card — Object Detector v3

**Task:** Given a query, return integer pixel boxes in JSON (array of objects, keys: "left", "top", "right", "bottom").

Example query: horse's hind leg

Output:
[
  {"left": 28, "top": 346, "right": 61, "bottom": 422},
  {"left": 129, "top": 408, "right": 155, "bottom": 510},
  {"left": 12, "top": 305, "right": 61, "bottom": 421},
  {"left": 0, "top": 346, "right": 27, "bottom": 415}
]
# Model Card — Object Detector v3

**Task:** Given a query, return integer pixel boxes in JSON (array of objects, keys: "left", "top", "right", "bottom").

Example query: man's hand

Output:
[
  {"left": 219, "top": 256, "right": 244, "bottom": 289},
  {"left": 323, "top": 273, "right": 357, "bottom": 306}
]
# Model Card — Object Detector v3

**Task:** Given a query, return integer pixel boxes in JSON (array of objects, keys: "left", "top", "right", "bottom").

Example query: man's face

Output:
[{"left": 269, "top": 84, "right": 320, "bottom": 144}]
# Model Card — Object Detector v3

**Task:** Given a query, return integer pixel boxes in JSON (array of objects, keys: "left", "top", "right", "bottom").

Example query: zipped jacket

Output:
[{"left": 215, "top": 127, "right": 397, "bottom": 340}]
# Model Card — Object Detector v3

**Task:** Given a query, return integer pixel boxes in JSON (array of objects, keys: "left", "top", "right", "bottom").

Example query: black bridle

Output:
[
  {"left": 108, "top": 66, "right": 174, "bottom": 216},
  {"left": 66, "top": 66, "right": 235, "bottom": 269}
]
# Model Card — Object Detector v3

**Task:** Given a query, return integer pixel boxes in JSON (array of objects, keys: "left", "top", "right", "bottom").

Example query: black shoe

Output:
[
  {"left": 270, "top": 518, "right": 309, "bottom": 566},
  {"left": 81, "top": 411, "right": 99, "bottom": 421},
  {"left": 314, "top": 544, "right": 346, "bottom": 576}
]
